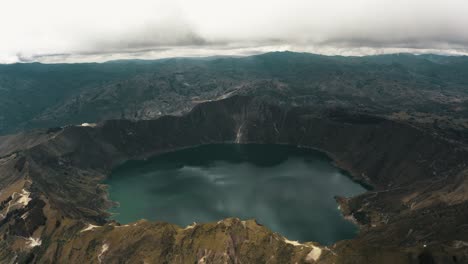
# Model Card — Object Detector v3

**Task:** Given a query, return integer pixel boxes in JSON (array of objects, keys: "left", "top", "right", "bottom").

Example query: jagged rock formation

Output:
[{"left": 0, "top": 96, "right": 467, "bottom": 263}]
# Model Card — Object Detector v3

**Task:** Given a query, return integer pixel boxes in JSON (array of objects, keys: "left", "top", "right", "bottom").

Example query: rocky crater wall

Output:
[{"left": 1, "top": 96, "right": 467, "bottom": 263}]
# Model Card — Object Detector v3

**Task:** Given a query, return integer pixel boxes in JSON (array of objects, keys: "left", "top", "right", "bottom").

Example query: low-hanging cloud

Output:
[{"left": 1, "top": 0, "right": 468, "bottom": 63}]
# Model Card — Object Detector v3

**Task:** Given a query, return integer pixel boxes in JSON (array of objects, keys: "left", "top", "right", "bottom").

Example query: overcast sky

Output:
[{"left": 1, "top": 0, "right": 467, "bottom": 63}]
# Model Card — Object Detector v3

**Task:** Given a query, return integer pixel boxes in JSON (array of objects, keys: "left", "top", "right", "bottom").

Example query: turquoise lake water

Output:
[{"left": 106, "top": 144, "right": 366, "bottom": 245}]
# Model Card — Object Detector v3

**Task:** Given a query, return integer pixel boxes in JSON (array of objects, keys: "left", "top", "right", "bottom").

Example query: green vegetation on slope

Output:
[{"left": 1, "top": 52, "right": 468, "bottom": 136}]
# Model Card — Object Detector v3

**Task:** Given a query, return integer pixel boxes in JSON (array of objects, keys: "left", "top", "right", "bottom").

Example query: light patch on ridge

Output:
[
  {"left": 80, "top": 123, "right": 97, "bottom": 127},
  {"left": 81, "top": 224, "right": 100, "bottom": 232},
  {"left": 184, "top": 222, "right": 197, "bottom": 230},
  {"left": 17, "top": 189, "right": 31, "bottom": 206},
  {"left": 114, "top": 224, "right": 130, "bottom": 228},
  {"left": 25, "top": 237, "right": 42, "bottom": 248},
  {"left": 283, "top": 237, "right": 322, "bottom": 262},
  {"left": 284, "top": 238, "right": 303, "bottom": 246},
  {"left": 198, "top": 255, "right": 207, "bottom": 264},
  {"left": 21, "top": 212, "right": 29, "bottom": 220},
  {"left": 0, "top": 189, "right": 32, "bottom": 220},
  {"left": 305, "top": 246, "right": 322, "bottom": 262},
  {"left": 241, "top": 220, "right": 246, "bottom": 228},
  {"left": 98, "top": 243, "right": 109, "bottom": 263}
]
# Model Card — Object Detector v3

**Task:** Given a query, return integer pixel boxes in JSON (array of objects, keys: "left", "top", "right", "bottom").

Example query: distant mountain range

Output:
[{"left": 1, "top": 51, "right": 467, "bottom": 137}]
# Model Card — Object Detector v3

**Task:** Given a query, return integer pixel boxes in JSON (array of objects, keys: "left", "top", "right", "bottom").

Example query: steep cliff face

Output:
[{"left": 0, "top": 96, "right": 467, "bottom": 263}]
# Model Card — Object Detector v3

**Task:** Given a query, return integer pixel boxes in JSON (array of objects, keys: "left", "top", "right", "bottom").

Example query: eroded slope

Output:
[{"left": 0, "top": 96, "right": 467, "bottom": 263}]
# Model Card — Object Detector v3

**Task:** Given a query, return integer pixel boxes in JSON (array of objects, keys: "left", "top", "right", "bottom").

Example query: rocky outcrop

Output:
[{"left": 0, "top": 96, "right": 467, "bottom": 263}]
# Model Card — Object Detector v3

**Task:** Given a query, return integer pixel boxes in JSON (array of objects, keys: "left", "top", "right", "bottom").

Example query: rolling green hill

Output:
[{"left": 1, "top": 52, "right": 467, "bottom": 135}]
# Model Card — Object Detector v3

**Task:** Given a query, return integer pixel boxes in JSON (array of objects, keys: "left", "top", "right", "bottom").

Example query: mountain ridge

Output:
[
  {"left": 1, "top": 51, "right": 468, "bottom": 141},
  {"left": 0, "top": 96, "right": 467, "bottom": 263}
]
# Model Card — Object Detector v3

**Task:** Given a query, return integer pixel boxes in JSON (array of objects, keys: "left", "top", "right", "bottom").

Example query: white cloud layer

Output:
[{"left": 1, "top": 0, "right": 467, "bottom": 63}]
